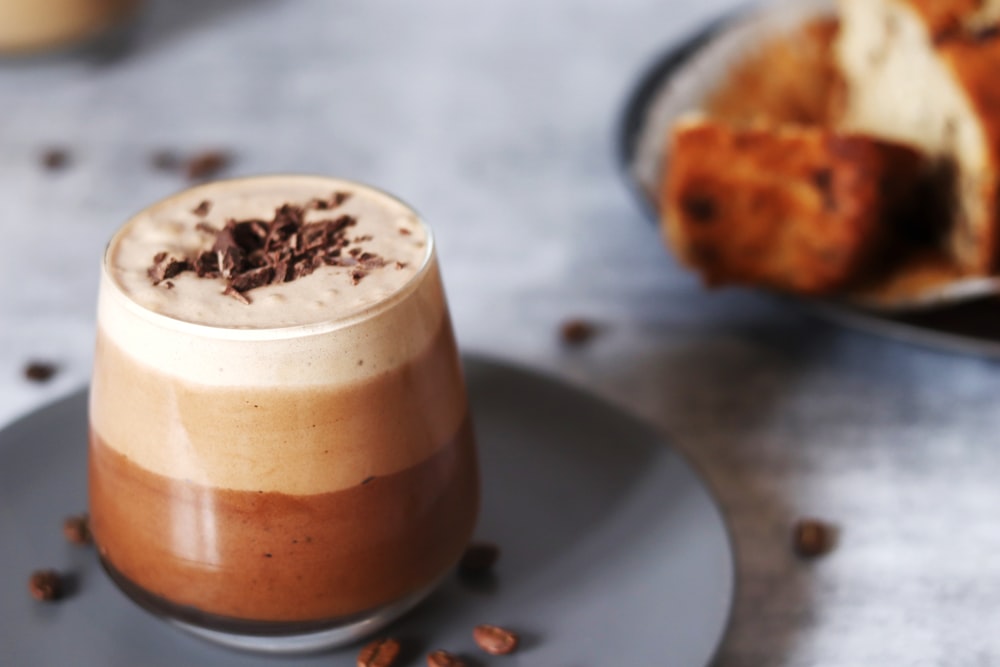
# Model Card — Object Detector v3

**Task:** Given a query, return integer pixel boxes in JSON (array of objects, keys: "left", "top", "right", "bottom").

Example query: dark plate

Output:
[{"left": 615, "top": 7, "right": 1000, "bottom": 359}]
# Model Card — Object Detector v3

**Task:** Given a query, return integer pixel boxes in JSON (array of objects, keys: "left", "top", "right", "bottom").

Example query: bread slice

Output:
[
  {"left": 706, "top": 18, "right": 843, "bottom": 128},
  {"left": 837, "top": 0, "right": 1000, "bottom": 274},
  {"left": 661, "top": 117, "right": 924, "bottom": 295}
]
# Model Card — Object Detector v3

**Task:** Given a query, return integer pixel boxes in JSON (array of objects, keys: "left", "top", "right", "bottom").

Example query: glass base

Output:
[
  {"left": 169, "top": 583, "right": 437, "bottom": 654},
  {"left": 99, "top": 556, "right": 441, "bottom": 654}
]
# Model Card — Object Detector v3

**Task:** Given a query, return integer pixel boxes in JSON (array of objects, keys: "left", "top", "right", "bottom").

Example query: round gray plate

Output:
[
  {"left": 616, "top": 7, "right": 1000, "bottom": 359},
  {"left": 0, "top": 355, "right": 734, "bottom": 666}
]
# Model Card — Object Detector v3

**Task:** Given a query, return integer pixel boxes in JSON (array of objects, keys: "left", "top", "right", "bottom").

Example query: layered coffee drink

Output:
[
  {"left": 0, "top": 0, "right": 137, "bottom": 55},
  {"left": 88, "top": 175, "right": 479, "bottom": 652}
]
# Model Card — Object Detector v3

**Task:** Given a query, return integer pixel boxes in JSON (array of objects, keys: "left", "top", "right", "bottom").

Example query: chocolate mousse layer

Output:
[
  {"left": 89, "top": 176, "right": 479, "bottom": 635},
  {"left": 89, "top": 415, "right": 477, "bottom": 625}
]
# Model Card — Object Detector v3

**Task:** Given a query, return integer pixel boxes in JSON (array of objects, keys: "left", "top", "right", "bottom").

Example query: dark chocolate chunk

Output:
[
  {"left": 231, "top": 266, "right": 275, "bottom": 292},
  {"left": 218, "top": 247, "right": 246, "bottom": 279},
  {"left": 148, "top": 255, "right": 191, "bottom": 285},
  {"left": 194, "top": 251, "right": 221, "bottom": 278}
]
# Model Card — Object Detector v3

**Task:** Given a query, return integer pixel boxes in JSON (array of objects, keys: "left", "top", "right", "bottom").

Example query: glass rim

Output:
[{"left": 100, "top": 174, "right": 437, "bottom": 341}]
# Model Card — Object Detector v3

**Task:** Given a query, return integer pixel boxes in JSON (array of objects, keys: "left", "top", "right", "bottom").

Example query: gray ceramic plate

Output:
[
  {"left": 0, "top": 356, "right": 734, "bottom": 666},
  {"left": 616, "top": 4, "right": 1000, "bottom": 359}
]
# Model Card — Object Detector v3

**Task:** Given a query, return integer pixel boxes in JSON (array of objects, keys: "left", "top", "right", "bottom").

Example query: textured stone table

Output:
[{"left": 2, "top": 1, "right": 999, "bottom": 664}]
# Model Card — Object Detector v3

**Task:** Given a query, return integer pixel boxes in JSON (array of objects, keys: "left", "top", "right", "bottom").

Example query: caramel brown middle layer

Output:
[{"left": 90, "top": 310, "right": 467, "bottom": 495}]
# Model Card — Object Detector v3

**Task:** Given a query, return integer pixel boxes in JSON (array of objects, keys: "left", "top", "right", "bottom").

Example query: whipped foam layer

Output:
[
  {"left": 91, "top": 176, "right": 469, "bottom": 494},
  {"left": 108, "top": 175, "right": 429, "bottom": 329},
  {"left": 98, "top": 176, "right": 443, "bottom": 388}
]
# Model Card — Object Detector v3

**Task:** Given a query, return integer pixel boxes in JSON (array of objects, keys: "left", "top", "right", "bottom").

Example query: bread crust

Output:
[{"left": 661, "top": 120, "right": 924, "bottom": 294}]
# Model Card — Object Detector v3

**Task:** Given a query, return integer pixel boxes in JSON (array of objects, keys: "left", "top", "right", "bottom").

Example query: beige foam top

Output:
[
  {"left": 107, "top": 175, "right": 430, "bottom": 329},
  {"left": 97, "top": 176, "right": 444, "bottom": 388}
]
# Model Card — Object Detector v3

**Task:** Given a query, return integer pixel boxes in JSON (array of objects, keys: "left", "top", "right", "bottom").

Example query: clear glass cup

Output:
[{"left": 87, "top": 175, "right": 479, "bottom": 653}]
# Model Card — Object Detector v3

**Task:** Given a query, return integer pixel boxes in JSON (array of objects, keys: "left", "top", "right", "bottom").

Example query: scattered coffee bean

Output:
[
  {"left": 41, "top": 148, "right": 70, "bottom": 171},
  {"left": 458, "top": 541, "right": 500, "bottom": 576},
  {"left": 560, "top": 318, "right": 597, "bottom": 345},
  {"left": 427, "top": 649, "right": 465, "bottom": 667},
  {"left": 793, "top": 518, "right": 836, "bottom": 558},
  {"left": 23, "top": 361, "right": 57, "bottom": 383},
  {"left": 185, "top": 150, "right": 230, "bottom": 181},
  {"left": 473, "top": 624, "right": 519, "bottom": 655},
  {"left": 63, "top": 514, "right": 92, "bottom": 545},
  {"left": 357, "top": 637, "right": 401, "bottom": 667},
  {"left": 28, "top": 570, "right": 63, "bottom": 601}
]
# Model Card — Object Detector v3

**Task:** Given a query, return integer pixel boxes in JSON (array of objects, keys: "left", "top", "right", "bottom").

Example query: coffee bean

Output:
[
  {"left": 793, "top": 518, "right": 836, "bottom": 558},
  {"left": 473, "top": 624, "right": 519, "bottom": 655},
  {"left": 560, "top": 318, "right": 598, "bottom": 345},
  {"left": 458, "top": 541, "right": 500, "bottom": 576},
  {"left": 426, "top": 649, "right": 465, "bottom": 667},
  {"left": 41, "top": 148, "right": 70, "bottom": 171},
  {"left": 357, "top": 637, "right": 400, "bottom": 667},
  {"left": 185, "top": 150, "right": 231, "bottom": 181},
  {"left": 23, "top": 361, "right": 57, "bottom": 382},
  {"left": 28, "top": 570, "right": 63, "bottom": 601},
  {"left": 63, "top": 514, "right": 92, "bottom": 545}
]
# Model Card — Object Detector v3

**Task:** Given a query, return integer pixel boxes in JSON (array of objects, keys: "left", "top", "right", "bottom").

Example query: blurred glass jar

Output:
[{"left": 0, "top": 0, "right": 138, "bottom": 56}]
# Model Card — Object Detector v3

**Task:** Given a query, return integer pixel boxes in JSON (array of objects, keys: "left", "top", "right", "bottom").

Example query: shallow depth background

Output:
[{"left": 2, "top": 1, "right": 1000, "bottom": 665}]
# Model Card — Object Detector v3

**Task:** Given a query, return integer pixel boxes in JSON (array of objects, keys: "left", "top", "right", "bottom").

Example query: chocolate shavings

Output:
[
  {"left": 146, "top": 202, "right": 388, "bottom": 303},
  {"left": 192, "top": 200, "right": 212, "bottom": 217}
]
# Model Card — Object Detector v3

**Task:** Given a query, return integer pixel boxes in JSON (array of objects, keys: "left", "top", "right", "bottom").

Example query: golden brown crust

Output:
[
  {"left": 661, "top": 120, "right": 924, "bottom": 295},
  {"left": 706, "top": 18, "right": 843, "bottom": 127}
]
